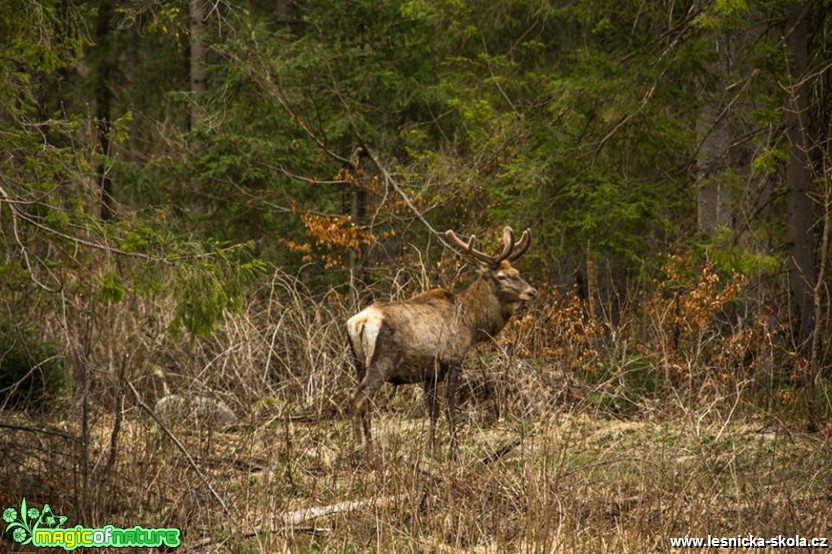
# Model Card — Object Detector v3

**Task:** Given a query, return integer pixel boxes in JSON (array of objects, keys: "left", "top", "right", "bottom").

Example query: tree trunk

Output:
[
  {"left": 189, "top": 0, "right": 208, "bottom": 131},
  {"left": 784, "top": 0, "right": 814, "bottom": 355},
  {"left": 696, "top": 104, "right": 732, "bottom": 232},
  {"left": 348, "top": 147, "right": 367, "bottom": 293},
  {"left": 585, "top": 241, "right": 597, "bottom": 321},
  {"left": 95, "top": 0, "right": 115, "bottom": 221},
  {"left": 124, "top": 24, "right": 139, "bottom": 162},
  {"left": 696, "top": 32, "right": 732, "bottom": 234},
  {"left": 276, "top": 0, "right": 300, "bottom": 30}
]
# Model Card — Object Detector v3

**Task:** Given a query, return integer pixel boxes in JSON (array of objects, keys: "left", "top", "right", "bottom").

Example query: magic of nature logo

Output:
[{"left": 3, "top": 498, "right": 180, "bottom": 550}]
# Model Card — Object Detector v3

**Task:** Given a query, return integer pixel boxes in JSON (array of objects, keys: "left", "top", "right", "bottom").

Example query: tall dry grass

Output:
[{"left": 1, "top": 259, "right": 831, "bottom": 553}]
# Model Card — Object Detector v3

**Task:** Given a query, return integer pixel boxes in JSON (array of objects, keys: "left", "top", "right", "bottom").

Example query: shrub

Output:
[{"left": 0, "top": 322, "right": 69, "bottom": 411}]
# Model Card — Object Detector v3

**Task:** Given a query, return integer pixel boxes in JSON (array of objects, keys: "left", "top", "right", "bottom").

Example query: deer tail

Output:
[{"left": 346, "top": 307, "right": 383, "bottom": 370}]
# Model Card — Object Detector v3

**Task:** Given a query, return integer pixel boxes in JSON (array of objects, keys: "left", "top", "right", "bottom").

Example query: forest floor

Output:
[{"left": 4, "top": 394, "right": 830, "bottom": 553}]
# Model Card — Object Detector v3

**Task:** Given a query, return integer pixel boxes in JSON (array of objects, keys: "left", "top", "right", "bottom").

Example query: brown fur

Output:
[{"left": 347, "top": 259, "right": 537, "bottom": 456}]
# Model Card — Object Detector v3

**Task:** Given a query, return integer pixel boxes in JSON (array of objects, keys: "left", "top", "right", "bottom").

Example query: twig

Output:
[
  {"left": 355, "top": 141, "right": 456, "bottom": 249},
  {"left": 689, "top": 69, "right": 760, "bottom": 168},
  {"left": 0, "top": 354, "right": 63, "bottom": 404},
  {"left": 99, "top": 356, "right": 126, "bottom": 486},
  {"left": 808, "top": 184, "right": 830, "bottom": 418},
  {"left": 592, "top": 85, "right": 655, "bottom": 164},
  {"left": 234, "top": 46, "right": 352, "bottom": 167},
  {"left": 0, "top": 422, "right": 76, "bottom": 441},
  {"left": 0, "top": 183, "right": 62, "bottom": 291},
  {"left": 1, "top": 184, "right": 245, "bottom": 268}
]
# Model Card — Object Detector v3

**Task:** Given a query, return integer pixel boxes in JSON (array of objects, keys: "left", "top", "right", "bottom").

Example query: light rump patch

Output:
[{"left": 346, "top": 306, "right": 384, "bottom": 369}]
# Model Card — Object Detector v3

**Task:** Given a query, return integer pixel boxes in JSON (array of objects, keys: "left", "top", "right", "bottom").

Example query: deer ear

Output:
[{"left": 473, "top": 262, "right": 491, "bottom": 275}]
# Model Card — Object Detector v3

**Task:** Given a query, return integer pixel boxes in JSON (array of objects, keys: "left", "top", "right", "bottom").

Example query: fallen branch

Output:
[
  {"left": 284, "top": 494, "right": 407, "bottom": 525},
  {"left": 185, "top": 494, "right": 407, "bottom": 551}
]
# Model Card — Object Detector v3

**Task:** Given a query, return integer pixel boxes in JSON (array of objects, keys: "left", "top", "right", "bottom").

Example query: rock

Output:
[{"left": 153, "top": 394, "right": 237, "bottom": 428}]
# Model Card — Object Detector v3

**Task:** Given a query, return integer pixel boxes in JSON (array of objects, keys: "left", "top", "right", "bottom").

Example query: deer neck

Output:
[{"left": 458, "top": 276, "right": 510, "bottom": 343}]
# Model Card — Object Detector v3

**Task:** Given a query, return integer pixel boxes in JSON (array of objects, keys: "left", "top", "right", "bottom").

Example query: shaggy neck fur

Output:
[{"left": 457, "top": 275, "right": 514, "bottom": 343}]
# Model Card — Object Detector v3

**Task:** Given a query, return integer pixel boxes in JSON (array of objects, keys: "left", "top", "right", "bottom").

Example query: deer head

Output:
[{"left": 445, "top": 226, "right": 537, "bottom": 302}]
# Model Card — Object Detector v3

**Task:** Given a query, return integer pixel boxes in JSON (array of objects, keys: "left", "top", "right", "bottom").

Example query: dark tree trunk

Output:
[
  {"left": 276, "top": 0, "right": 301, "bottom": 31},
  {"left": 349, "top": 148, "right": 368, "bottom": 290},
  {"left": 189, "top": 0, "right": 208, "bottom": 131},
  {"left": 784, "top": 0, "right": 814, "bottom": 354},
  {"left": 95, "top": 0, "right": 115, "bottom": 221},
  {"left": 124, "top": 25, "right": 139, "bottom": 162}
]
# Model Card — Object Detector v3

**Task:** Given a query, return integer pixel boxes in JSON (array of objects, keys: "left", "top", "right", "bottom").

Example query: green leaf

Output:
[{"left": 99, "top": 271, "right": 125, "bottom": 303}]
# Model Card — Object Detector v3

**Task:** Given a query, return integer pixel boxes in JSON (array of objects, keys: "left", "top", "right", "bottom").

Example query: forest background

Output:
[{"left": 1, "top": 0, "right": 831, "bottom": 552}]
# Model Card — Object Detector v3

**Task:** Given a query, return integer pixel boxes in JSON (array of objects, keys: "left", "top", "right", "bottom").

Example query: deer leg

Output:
[
  {"left": 351, "top": 361, "right": 390, "bottom": 452},
  {"left": 351, "top": 401, "right": 369, "bottom": 449},
  {"left": 350, "top": 347, "right": 367, "bottom": 447},
  {"left": 359, "top": 409, "right": 371, "bottom": 452},
  {"left": 423, "top": 378, "right": 440, "bottom": 456},
  {"left": 446, "top": 363, "right": 460, "bottom": 460}
]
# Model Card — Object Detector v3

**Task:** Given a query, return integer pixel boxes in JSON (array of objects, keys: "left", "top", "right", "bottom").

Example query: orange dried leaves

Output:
[
  {"left": 282, "top": 209, "right": 374, "bottom": 269},
  {"left": 499, "top": 288, "right": 603, "bottom": 372}
]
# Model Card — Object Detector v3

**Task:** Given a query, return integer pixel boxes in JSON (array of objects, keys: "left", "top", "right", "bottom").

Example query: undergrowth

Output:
[{"left": 1, "top": 256, "right": 830, "bottom": 552}]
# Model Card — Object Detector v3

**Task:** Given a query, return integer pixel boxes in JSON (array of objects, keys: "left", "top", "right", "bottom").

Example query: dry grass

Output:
[
  {"left": 4, "top": 401, "right": 829, "bottom": 553},
  {"left": 2, "top": 266, "right": 831, "bottom": 553}
]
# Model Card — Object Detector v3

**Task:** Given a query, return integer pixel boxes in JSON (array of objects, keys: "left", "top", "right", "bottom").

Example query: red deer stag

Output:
[{"left": 346, "top": 226, "right": 537, "bottom": 456}]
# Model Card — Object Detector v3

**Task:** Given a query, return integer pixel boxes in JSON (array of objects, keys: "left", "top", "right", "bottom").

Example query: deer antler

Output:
[
  {"left": 445, "top": 230, "right": 494, "bottom": 266},
  {"left": 445, "top": 226, "right": 531, "bottom": 268},
  {"left": 508, "top": 229, "right": 531, "bottom": 262}
]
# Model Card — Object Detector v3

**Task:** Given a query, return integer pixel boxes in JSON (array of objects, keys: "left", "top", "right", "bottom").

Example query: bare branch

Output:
[{"left": 126, "top": 380, "right": 229, "bottom": 513}]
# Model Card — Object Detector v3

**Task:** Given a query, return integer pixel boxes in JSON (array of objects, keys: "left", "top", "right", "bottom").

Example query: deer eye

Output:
[{"left": 496, "top": 274, "right": 508, "bottom": 281}]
